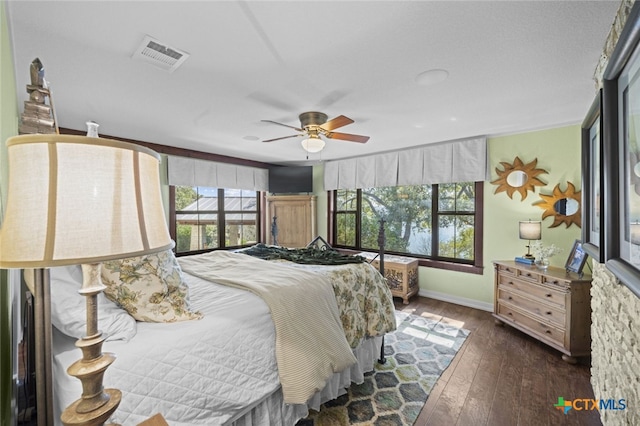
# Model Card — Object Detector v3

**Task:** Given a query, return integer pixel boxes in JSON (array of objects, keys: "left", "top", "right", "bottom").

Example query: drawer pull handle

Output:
[
  {"left": 508, "top": 296, "right": 513, "bottom": 300},
  {"left": 546, "top": 311, "right": 552, "bottom": 315},
  {"left": 546, "top": 293, "right": 553, "bottom": 297},
  {"left": 507, "top": 312, "right": 513, "bottom": 316},
  {"left": 545, "top": 330, "right": 552, "bottom": 334},
  {"left": 508, "top": 281, "right": 514, "bottom": 285}
]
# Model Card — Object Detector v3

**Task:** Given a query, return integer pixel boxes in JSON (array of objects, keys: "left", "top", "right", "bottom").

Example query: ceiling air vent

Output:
[{"left": 132, "top": 35, "right": 189, "bottom": 73}]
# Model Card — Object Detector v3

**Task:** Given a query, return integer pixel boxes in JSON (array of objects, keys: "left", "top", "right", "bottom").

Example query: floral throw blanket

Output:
[{"left": 272, "top": 260, "right": 397, "bottom": 348}]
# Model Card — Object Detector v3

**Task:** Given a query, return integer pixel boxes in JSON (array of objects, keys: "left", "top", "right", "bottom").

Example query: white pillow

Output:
[{"left": 49, "top": 265, "right": 137, "bottom": 342}]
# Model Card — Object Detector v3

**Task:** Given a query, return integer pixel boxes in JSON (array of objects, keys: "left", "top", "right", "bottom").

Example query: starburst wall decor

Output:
[
  {"left": 490, "top": 156, "right": 548, "bottom": 200},
  {"left": 533, "top": 182, "right": 582, "bottom": 228}
]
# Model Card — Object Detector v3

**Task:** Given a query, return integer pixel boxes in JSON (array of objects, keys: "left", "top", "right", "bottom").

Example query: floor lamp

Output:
[{"left": 0, "top": 134, "right": 172, "bottom": 425}]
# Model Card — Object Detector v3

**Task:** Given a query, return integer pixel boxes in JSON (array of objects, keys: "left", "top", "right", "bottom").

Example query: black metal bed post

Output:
[
  {"left": 377, "top": 218, "right": 387, "bottom": 364},
  {"left": 271, "top": 216, "right": 278, "bottom": 246}
]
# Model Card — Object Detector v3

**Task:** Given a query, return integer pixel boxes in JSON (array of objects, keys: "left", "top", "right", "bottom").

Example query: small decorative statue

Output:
[
  {"left": 19, "top": 58, "right": 57, "bottom": 134},
  {"left": 30, "top": 57, "right": 45, "bottom": 87}
]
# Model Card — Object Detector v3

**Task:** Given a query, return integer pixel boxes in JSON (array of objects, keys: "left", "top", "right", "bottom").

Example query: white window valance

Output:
[
  {"left": 324, "top": 137, "right": 487, "bottom": 190},
  {"left": 167, "top": 156, "right": 268, "bottom": 191}
]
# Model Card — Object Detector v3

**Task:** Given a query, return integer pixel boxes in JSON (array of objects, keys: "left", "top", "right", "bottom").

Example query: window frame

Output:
[
  {"left": 329, "top": 182, "right": 484, "bottom": 274},
  {"left": 170, "top": 186, "right": 261, "bottom": 256}
]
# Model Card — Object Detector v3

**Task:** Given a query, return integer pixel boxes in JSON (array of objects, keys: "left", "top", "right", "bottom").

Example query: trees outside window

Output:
[{"left": 333, "top": 182, "right": 482, "bottom": 272}]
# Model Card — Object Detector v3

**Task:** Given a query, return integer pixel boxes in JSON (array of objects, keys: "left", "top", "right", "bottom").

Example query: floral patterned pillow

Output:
[{"left": 101, "top": 249, "right": 203, "bottom": 322}]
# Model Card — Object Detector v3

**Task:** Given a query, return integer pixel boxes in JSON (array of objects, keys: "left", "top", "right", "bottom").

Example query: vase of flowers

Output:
[
  {"left": 537, "top": 257, "right": 550, "bottom": 270},
  {"left": 530, "top": 241, "right": 562, "bottom": 270}
]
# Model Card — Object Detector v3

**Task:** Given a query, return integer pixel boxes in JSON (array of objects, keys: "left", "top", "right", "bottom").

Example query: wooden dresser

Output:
[
  {"left": 266, "top": 195, "right": 317, "bottom": 248},
  {"left": 492, "top": 261, "right": 592, "bottom": 363}
]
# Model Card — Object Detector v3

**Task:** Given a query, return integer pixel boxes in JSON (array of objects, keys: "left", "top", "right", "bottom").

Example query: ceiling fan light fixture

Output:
[{"left": 301, "top": 135, "right": 325, "bottom": 153}]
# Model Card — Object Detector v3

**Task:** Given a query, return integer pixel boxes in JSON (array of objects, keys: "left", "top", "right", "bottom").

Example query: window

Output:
[
  {"left": 172, "top": 186, "right": 259, "bottom": 254},
  {"left": 332, "top": 182, "right": 483, "bottom": 273}
]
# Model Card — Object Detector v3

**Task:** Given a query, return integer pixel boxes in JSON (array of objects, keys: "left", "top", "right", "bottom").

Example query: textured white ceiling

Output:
[{"left": 6, "top": 1, "right": 619, "bottom": 165}]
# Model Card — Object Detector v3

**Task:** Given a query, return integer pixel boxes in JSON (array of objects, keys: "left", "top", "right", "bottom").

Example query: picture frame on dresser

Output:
[
  {"left": 565, "top": 239, "right": 588, "bottom": 276},
  {"left": 602, "top": 0, "right": 640, "bottom": 299},
  {"left": 580, "top": 89, "right": 603, "bottom": 262}
]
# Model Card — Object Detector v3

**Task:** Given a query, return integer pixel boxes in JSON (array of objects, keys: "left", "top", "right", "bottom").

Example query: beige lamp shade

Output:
[
  {"left": 0, "top": 134, "right": 173, "bottom": 268},
  {"left": 519, "top": 220, "right": 542, "bottom": 241}
]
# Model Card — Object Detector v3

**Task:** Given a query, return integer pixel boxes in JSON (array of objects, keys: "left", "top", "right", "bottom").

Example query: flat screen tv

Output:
[{"left": 268, "top": 166, "right": 313, "bottom": 194}]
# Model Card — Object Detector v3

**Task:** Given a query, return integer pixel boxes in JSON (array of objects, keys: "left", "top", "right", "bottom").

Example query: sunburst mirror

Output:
[
  {"left": 490, "top": 156, "right": 548, "bottom": 200},
  {"left": 533, "top": 181, "right": 582, "bottom": 228}
]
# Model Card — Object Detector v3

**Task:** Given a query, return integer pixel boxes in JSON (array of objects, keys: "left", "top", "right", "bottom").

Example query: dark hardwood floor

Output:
[{"left": 395, "top": 296, "right": 601, "bottom": 426}]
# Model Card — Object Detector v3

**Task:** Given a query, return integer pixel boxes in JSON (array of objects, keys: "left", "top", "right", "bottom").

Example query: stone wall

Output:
[
  {"left": 593, "top": 0, "right": 635, "bottom": 86},
  {"left": 591, "top": 1, "right": 640, "bottom": 424},
  {"left": 590, "top": 263, "right": 640, "bottom": 425}
]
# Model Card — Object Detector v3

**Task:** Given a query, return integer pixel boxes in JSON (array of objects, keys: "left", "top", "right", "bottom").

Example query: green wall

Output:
[
  {"left": 423, "top": 125, "right": 583, "bottom": 308},
  {"left": 314, "top": 125, "right": 583, "bottom": 309},
  {"left": 0, "top": 1, "right": 18, "bottom": 423},
  {"left": 0, "top": 0, "right": 16, "bottom": 209}
]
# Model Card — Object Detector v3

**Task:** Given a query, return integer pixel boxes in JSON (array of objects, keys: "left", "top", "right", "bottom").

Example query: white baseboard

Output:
[{"left": 418, "top": 289, "right": 493, "bottom": 312}]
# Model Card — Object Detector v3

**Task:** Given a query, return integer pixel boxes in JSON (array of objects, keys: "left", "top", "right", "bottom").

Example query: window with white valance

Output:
[
  {"left": 167, "top": 156, "right": 269, "bottom": 191},
  {"left": 324, "top": 137, "right": 487, "bottom": 190}
]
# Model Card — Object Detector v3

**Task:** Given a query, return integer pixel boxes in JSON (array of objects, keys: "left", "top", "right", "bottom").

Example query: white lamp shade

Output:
[
  {"left": 0, "top": 134, "right": 173, "bottom": 268},
  {"left": 301, "top": 136, "right": 325, "bottom": 153},
  {"left": 519, "top": 220, "right": 542, "bottom": 240}
]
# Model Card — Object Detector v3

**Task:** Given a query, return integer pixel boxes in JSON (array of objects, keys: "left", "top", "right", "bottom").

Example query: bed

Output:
[{"left": 49, "top": 245, "right": 396, "bottom": 425}]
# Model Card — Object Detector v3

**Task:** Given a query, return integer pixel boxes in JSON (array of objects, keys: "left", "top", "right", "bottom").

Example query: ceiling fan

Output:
[{"left": 261, "top": 111, "right": 369, "bottom": 152}]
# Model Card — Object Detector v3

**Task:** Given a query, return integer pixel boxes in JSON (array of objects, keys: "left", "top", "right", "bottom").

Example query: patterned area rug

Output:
[{"left": 296, "top": 311, "right": 469, "bottom": 426}]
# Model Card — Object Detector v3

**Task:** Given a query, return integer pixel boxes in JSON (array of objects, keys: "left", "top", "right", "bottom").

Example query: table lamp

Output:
[
  {"left": 0, "top": 134, "right": 172, "bottom": 425},
  {"left": 519, "top": 220, "right": 542, "bottom": 259}
]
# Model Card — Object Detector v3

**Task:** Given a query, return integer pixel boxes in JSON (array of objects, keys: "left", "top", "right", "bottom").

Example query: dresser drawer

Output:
[
  {"left": 498, "top": 274, "right": 567, "bottom": 308},
  {"left": 541, "top": 275, "right": 571, "bottom": 289},
  {"left": 497, "top": 287, "right": 565, "bottom": 328},
  {"left": 497, "top": 302, "right": 565, "bottom": 347},
  {"left": 497, "top": 263, "right": 519, "bottom": 277},
  {"left": 498, "top": 263, "right": 542, "bottom": 283},
  {"left": 516, "top": 268, "right": 541, "bottom": 283}
]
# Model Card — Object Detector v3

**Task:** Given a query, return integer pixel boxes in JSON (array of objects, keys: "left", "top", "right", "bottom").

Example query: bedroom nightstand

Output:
[
  {"left": 492, "top": 261, "right": 592, "bottom": 363},
  {"left": 359, "top": 252, "right": 419, "bottom": 304}
]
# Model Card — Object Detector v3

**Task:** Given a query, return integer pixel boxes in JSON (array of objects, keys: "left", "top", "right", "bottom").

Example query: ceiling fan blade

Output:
[
  {"left": 319, "top": 115, "right": 354, "bottom": 131},
  {"left": 326, "top": 132, "right": 369, "bottom": 143},
  {"left": 262, "top": 134, "right": 301, "bottom": 143},
  {"left": 261, "top": 120, "right": 303, "bottom": 132}
]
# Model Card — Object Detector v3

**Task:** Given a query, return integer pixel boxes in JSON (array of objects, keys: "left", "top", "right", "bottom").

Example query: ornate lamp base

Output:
[
  {"left": 60, "top": 264, "right": 121, "bottom": 426},
  {"left": 61, "top": 389, "right": 121, "bottom": 426}
]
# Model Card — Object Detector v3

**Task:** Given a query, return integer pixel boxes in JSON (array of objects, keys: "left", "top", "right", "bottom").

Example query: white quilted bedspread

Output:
[
  {"left": 178, "top": 251, "right": 357, "bottom": 405},
  {"left": 53, "top": 274, "right": 280, "bottom": 426}
]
